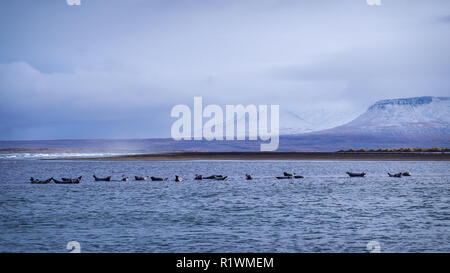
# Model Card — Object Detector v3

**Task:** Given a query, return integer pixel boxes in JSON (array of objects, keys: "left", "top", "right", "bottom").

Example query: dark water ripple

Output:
[{"left": 0, "top": 160, "right": 449, "bottom": 252}]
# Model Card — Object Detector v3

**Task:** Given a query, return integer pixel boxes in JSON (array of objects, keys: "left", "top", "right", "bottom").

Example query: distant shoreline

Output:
[{"left": 56, "top": 152, "right": 450, "bottom": 161}]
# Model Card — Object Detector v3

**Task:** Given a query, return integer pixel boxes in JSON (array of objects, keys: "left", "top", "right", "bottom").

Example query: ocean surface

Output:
[{"left": 0, "top": 158, "right": 449, "bottom": 253}]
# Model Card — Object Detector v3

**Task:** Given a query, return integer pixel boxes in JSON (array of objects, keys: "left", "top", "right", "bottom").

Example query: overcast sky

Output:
[{"left": 0, "top": 0, "right": 449, "bottom": 140}]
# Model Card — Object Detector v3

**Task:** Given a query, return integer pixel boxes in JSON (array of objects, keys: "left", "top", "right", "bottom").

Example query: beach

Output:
[{"left": 65, "top": 152, "right": 450, "bottom": 161}]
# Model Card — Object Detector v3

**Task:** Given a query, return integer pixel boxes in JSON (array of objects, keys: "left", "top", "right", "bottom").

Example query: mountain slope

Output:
[
  {"left": 280, "top": 96, "right": 450, "bottom": 151},
  {"left": 1, "top": 96, "right": 448, "bottom": 153},
  {"left": 280, "top": 108, "right": 359, "bottom": 134},
  {"left": 323, "top": 96, "right": 450, "bottom": 137}
]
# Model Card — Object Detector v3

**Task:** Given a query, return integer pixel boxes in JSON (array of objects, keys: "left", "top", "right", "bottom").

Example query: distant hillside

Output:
[
  {"left": 1, "top": 96, "right": 449, "bottom": 153},
  {"left": 324, "top": 96, "right": 450, "bottom": 137},
  {"left": 279, "top": 96, "right": 450, "bottom": 151}
]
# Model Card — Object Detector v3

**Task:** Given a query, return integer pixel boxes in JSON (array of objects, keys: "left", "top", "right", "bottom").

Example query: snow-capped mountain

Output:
[
  {"left": 277, "top": 96, "right": 450, "bottom": 151},
  {"left": 325, "top": 96, "right": 450, "bottom": 137},
  {"left": 280, "top": 108, "right": 360, "bottom": 134},
  {"left": 196, "top": 108, "right": 360, "bottom": 136},
  {"left": 2, "top": 96, "right": 448, "bottom": 153}
]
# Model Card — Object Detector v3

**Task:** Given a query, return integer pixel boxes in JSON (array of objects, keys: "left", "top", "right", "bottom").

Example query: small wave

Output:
[{"left": 0, "top": 152, "right": 139, "bottom": 160}]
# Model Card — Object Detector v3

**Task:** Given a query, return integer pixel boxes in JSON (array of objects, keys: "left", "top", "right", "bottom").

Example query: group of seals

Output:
[
  {"left": 346, "top": 172, "right": 412, "bottom": 178},
  {"left": 194, "top": 174, "right": 228, "bottom": 180},
  {"left": 31, "top": 171, "right": 412, "bottom": 184},
  {"left": 276, "top": 172, "right": 304, "bottom": 179},
  {"left": 388, "top": 172, "right": 411, "bottom": 178},
  {"left": 30, "top": 176, "right": 82, "bottom": 184}
]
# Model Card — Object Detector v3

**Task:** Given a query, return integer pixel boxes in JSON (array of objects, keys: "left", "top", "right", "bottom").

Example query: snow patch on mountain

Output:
[
  {"left": 195, "top": 96, "right": 450, "bottom": 138},
  {"left": 328, "top": 96, "right": 450, "bottom": 136},
  {"left": 280, "top": 108, "right": 360, "bottom": 134},
  {"left": 195, "top": 107, "right": 360, "bottom": 136}
]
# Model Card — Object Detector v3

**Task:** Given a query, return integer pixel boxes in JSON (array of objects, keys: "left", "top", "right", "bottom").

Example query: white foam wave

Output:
[{"left": 0, "top": 152, "right": 138, "bottom": 160}]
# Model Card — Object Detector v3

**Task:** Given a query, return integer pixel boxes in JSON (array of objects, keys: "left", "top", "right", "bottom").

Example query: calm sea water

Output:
[{"left": 0, "top": 159, "right": 449, "bottom": 253}]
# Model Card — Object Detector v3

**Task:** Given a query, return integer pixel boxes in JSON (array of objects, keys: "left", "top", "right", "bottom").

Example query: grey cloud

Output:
[
  {"left": 1, "top": 0, "right": 450, "bottom": 139},
  {"left": 437, "top": 15, "right": 450, "bottom": 23}
]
